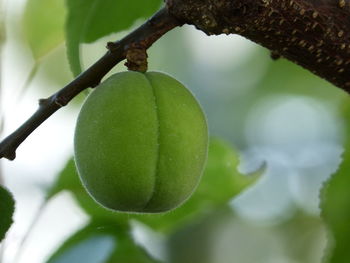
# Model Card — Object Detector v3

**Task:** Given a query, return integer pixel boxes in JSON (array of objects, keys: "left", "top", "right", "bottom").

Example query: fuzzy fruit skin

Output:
[{"left": 74, "top": 71, "right": 208, "bottom": 213}]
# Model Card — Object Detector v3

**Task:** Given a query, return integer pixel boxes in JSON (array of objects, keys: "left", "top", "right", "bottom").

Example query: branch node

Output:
[
  {"left": 38, "top": 98, "right": 49, "bottom": 106},
  {"left": 6, "top": 152, "right": 16, "bottom": 161},
  {"left": 0, "top": 148, "right": 16, "bottom": 161},
  {"left": 106, "top": 41, "right": 120, "bottom": 52}
]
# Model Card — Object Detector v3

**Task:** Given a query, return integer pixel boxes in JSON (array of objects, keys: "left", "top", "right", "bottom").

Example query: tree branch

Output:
[
  {"left": 0, "top": 7, "right": 180, "bottom": 160},
  {"left": 167, "top": 0, "right": 350, "bottom": 93},
  {"left": 2, "top": 0, "right": 350, "bottom": 160}
]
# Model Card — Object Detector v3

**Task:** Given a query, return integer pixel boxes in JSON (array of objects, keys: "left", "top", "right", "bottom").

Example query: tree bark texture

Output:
[{"left": 167, "top": 0, "right": 350, "bottom": 94}]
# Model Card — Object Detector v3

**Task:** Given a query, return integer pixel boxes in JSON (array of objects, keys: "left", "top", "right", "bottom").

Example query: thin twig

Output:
[{"left": 0, "top": 6, "right": 181, "bottom": 161}]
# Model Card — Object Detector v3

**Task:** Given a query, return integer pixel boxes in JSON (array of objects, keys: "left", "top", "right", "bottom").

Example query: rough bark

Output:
[{"left": 167, "top": 0, "right": 350, "bottom": 93}]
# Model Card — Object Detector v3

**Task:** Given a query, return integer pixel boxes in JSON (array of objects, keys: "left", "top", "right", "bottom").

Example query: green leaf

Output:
[
  {"left": 0, "top": 185, "right": 15, "bottom": 242},
  {"left": 199, "top": 137, "right": 263, "bottom": 201},
  {"left": 46, "top": 159, "right": 77, "bottom": 199},
  {"left": 321, "top": 100, "right": 350, "bottom": 263},
  {"left": 23, "top": 0, "right": 66, "bottom": 60},
  {"left": 47, "top": 221, "right": 160, "bottom": 263},
  {"left": 65, "top": 0, "right": 162, "bottom": 76}
]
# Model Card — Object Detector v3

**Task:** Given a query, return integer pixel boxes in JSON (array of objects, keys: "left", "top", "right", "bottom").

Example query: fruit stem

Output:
[{"left": 125, "top": 46, "right": 148, "bottom": 73}]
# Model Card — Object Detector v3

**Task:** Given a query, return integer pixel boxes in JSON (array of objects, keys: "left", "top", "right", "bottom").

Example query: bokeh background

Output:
[{"left": 0, "top": 0, "right": 349, "bottom": 262}]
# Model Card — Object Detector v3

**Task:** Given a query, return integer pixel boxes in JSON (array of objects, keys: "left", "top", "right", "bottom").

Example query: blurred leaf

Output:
[
  {"left": 34, "top": 44, "right": 86, "bottom": 106},
  {"left": 38, "top": 44, "right": 75, "bottom": 88},
  {"left": 133, "top": 137, "right": 264, "bottom": 232},
  {"left": 321, "top": 100, "right": 350, "bottom": 263},
  {"left": 23, "top": 0, "right": 66, "bottom": 60},
  {"left": 14, "top": 62, "right": 39, "bottom": 101},
  {"left": 65, "top": 0, "right": 162, "bottom": 76},
  {"left": 277, "top": 211, "right": 326, "bottom": 263},
  {"left": 199, "top": 137, "right": 263, "bottom": 201},
  {"left": 170, "top": 208, "right": 326, "bottom": 263},
  {"left": 47, "top": 221, "right": 160, "bottom": 263},
  {"left": 0, "top": 185, "right": 15, "bottom": 242},
  {"left": 254, "top": 57, "right": 345, "bottom": 101},
  {"left": 46, "top": 159, "right": 78, "bottom": 199},
  {"left": 168, "top": 207, "right": 233, "bottom": 263}
]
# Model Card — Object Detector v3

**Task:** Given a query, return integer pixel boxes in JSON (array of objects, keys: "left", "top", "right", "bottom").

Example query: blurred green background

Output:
[{"left": 0, "top": 0, "right": 349, "bottom": 262}]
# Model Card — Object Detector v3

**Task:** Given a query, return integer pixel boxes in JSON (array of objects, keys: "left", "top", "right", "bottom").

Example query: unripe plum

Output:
[{"left": 74, "top": 71, "right": 208, "bottom": 213}]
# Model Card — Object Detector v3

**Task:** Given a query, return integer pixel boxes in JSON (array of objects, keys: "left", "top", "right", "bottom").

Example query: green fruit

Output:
[{"left": 74, "top": 71, "right": 208, "bottom": 213}]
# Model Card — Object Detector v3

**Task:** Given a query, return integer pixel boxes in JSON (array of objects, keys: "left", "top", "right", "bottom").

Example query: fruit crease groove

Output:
[{"left": 143, "top": 75, "right": 161, "bottom": 209}]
